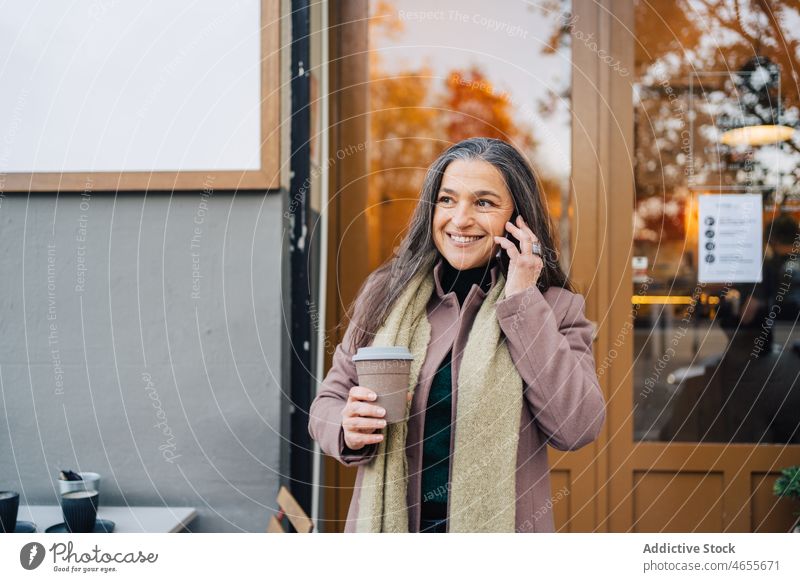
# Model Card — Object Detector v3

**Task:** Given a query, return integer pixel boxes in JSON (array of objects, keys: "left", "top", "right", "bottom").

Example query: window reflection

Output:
[
  {"left": 367, "top": 0, "right": 572, "bottom": 271},
  {"left": 633, "top": 0, "right": 800, "bottom": 444}
]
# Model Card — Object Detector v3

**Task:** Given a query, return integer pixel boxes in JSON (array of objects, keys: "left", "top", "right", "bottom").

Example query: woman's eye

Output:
[
  {"left": 437, "top": 196, "right": 453, "bottom": 204},
  {"left": 477, "top": 199, "right": 493, "bottom": 208}
]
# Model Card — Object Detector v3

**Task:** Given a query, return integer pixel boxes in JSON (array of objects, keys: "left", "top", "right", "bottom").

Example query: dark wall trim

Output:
[{"left": 287, "top": 0, "right": 313, "bottom": 517}]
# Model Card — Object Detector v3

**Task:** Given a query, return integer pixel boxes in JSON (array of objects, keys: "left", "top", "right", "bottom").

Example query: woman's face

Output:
[{"left": 432, "top": 159, "right": 516, "bottom": 270}]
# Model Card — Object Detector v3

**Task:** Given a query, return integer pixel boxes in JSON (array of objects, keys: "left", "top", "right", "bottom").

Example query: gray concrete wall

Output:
[{"left": 0, "top": 191, "right": 285, "bottom": 532}]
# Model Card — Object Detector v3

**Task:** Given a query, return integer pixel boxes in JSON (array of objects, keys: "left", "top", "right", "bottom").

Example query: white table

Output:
[{"left": 18, "top": 505, "right": 197, "bottom": 533}]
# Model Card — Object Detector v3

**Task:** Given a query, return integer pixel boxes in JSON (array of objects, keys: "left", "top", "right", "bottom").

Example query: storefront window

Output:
[
  {"left": 367, "top": 0, "right": 572, "bottom": 271},
  {"left": 633, "top": 0, "right": 800, "bottom": 444}
]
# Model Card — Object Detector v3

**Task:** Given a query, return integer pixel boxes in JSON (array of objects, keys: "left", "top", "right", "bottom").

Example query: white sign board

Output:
[
  {"left": 0, "top": 0, "right": 261, "bottom": 174},
  {"left": 697, "top": 194, "right": 762, "bottom": 283}
]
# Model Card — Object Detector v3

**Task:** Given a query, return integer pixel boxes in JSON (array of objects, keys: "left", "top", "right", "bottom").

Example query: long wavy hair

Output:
[{"left": 345, "top": 137, "right": 574, "bottom": 351}]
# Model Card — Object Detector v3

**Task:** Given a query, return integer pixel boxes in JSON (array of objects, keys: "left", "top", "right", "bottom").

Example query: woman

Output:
[{"left": 308, "top": 137, "right": 605, "bottom": 533}]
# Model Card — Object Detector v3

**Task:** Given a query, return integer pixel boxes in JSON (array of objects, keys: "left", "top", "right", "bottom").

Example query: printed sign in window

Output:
[{"left": 697, "top": 194, "right": 763, "bottom": 283}]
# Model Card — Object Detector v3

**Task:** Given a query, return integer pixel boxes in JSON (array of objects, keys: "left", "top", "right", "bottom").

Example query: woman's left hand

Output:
[{"left": 493, "top": 215, "right": 544, "bottom": 298}]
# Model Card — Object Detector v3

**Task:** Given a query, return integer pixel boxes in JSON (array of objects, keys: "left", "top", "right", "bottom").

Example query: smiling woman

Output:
[
  {"left": 308, "top": 137, "right": 606, "bottom": 533},
  {"left": 433, "top": 158, "right": 550, "bottom": 298}
]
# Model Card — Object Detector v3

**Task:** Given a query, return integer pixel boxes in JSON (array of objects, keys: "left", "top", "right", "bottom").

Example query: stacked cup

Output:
[
  {"left": 58, "top": 472, "right": 101, "bottom": 533},
  {"left": 0, "top": 491, "right": 20, "bottom": 533},
  {"left": 60, "top": 491, "right": 99, "bottom": 533}
]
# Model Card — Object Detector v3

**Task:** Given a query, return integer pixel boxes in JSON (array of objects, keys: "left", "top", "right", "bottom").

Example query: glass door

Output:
[
  {"left": 624, "top": 0, "right": 800, "bottom": 532},
  {"left": 633, "top": 0, "right": 800, "bottom": 447}
]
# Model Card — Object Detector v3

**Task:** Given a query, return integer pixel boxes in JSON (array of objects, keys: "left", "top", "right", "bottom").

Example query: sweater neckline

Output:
[{"left": 439, "top": 258, "right": 494, "bottom": 306}]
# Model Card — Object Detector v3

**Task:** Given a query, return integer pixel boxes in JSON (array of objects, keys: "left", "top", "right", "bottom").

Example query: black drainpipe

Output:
[{"left": 288, "top": 0, "right": 312, "bottom": 517}]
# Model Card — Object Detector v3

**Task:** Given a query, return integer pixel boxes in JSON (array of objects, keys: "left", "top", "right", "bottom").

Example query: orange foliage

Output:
[
  {"left": 367, "top": 4, "right": 557, "bottom": 269},
  {"left": 443, "top": 68, "right": 536, "bottom": 151}
]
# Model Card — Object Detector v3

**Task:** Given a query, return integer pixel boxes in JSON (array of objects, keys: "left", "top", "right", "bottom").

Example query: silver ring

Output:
[{"left": 531, "top": 241, "right": 542, "bottom": 256}]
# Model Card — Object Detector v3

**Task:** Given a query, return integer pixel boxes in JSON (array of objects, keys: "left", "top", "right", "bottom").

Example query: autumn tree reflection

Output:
[{"left": 367, "top": 0, "right": 568, "bottom": 269}]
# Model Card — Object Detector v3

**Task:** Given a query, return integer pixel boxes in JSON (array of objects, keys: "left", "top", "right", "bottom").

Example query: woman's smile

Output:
[{"left": 446, "top": 231, "right": 487, "bottom": 246}]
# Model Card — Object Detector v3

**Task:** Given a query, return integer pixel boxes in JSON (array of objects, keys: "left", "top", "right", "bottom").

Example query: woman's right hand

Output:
[{"left": 341, "top": 386, "right": 388, "bottom": 450}]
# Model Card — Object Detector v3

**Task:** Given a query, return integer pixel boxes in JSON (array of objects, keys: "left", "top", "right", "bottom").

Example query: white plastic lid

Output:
[{"left": 352, "top": 346, "right": 413, "bottom": 362}]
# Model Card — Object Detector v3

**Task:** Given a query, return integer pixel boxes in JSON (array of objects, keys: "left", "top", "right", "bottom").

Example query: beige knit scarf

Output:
[{"left": 355, "top": 266, "right": 523, "bottom": 532}]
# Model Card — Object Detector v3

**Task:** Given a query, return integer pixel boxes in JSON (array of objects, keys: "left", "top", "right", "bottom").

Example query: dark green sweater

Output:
[
  {"left": 420, "top": 351, "right": 453, "bottom": 511},
  {"left": 420, "top": 259, "right": 494, "bottom": 518}
]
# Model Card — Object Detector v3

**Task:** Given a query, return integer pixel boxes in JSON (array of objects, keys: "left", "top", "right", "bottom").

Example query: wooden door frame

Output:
[
  {"left": 560, "top": 0, "right": 614, "bottom": 532},
  {"left": 323, "top": 0, "right": 371, "bottom": 533}
]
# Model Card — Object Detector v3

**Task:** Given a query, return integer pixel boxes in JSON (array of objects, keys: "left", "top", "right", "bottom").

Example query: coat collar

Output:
[{"left": 432, "top": 255, "right": 502, "bottom": 300}]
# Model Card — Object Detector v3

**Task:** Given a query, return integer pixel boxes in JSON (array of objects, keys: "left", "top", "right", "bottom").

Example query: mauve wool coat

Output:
[{"left": 308, "top": 257, "right": 606, "bottom": 532}]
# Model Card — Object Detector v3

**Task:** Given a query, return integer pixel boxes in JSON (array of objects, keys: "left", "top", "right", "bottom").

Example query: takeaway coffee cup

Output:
[
  {"left": 61, "top": 490, "right": 99, "bottom": 533},
  {"left": 352, "top": 346, "right": 414, "bottom": 424},
  {"left": 0, "top": 491, "right": 20, "bottom": 533}
]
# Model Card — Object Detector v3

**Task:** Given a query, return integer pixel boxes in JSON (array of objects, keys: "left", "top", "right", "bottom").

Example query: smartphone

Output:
[
  {"left": 496, "top": 210, "right": 521, "bottom": 272},
  {"left": 504, "top": 210, "right": 521, "bottom": 252},
  {"left": 501, "top": 211, "right": 547, "bottom": 263}
]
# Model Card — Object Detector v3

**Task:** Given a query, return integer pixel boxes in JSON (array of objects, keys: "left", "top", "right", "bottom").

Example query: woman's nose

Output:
[{"left": 450, "top": 202, "right": 475, "bottom": 227}]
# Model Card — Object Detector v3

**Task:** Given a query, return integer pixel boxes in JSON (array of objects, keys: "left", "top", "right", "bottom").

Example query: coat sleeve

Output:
[
  {"left": 495, "top": 286, "right": 605, "bottom": 451},
  {"left": 308, "top": 281, "right": 379, "bottom": 467}
]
